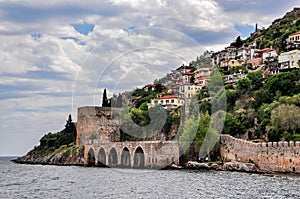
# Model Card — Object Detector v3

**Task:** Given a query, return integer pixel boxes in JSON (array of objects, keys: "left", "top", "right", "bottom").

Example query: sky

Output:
[{"left": 0, "top": 0, "right": 299, "bottom": 156}]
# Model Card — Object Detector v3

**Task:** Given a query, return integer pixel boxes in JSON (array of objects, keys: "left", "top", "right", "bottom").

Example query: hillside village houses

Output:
[
  {"left": 286, "top": 31, "right": 300, "bottom": 51},
  {"left": 147, "top": 30, "right": 300, "bottom": 110},
  {"left": 278, "top": 49, "right": 300, "bottom": 69}
]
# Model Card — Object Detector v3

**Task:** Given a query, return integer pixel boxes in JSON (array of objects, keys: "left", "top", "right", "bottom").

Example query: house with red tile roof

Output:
[{"left": 148, "top": 95, "right": 184, "bottom": 110}]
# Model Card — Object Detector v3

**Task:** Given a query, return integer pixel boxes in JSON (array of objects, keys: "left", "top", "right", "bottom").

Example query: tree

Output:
[
  {"left": 179, "top": 115, "right": 200, "bottom": 152},
  {"left": 223, "top": 113, "right": 246, "bottom": 137},
  {"left": 236, "top": 78, "right": 251, "bottom": 96},
  {"left": 226, "top": 89, "right": 237, "bottom": 111},
  {"left": 247, "top": 71, "right": 263, "bottom": 90},
  {"left": 230, "top": 36, "right": 243, "bottom": 48},
  {"left": 263, "top": 71, "right": 297, "bottom": 97},
  {"left": 102, "top": 89, "right": 110, "bottom": 107},
  {"left": 271, "top": 104, "right": 300, "bottom": 134}
]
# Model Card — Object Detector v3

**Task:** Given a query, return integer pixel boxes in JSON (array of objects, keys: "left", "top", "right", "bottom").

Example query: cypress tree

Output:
[{"left": 102, "top": 89, "right": 109, "bottom": 107}]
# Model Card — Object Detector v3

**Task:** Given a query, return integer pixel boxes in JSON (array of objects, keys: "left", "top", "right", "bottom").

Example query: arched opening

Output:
[
  {"left": 108, "top": 147, "right": 118, "bottom": 167},
  {"left": 133, "top": 147, "right": 145, "bottom": 168},
  {"left": 121, "top": 147, "right": 131, "bottom": 167},
  {"left": 97, "top": 147, "right": 107, "bottom": 167},
  {"left": 87, "top": 148, "right": 95, "bottom": 166}
]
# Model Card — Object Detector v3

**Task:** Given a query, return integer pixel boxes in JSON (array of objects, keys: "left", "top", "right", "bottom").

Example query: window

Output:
[
  {"left": 171, "top": 99, "right": 174, "bottom": 103},
  {"left": 166, "top": 100, "right": 169, "bottom": 103},
  {"left": 161, "top": 100, "right": 163, "bottom": 103}
]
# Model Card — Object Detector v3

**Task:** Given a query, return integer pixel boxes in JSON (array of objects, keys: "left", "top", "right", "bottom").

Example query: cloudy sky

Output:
[{"left": 0, "top": 0, "right": 298, "bottom": 156}]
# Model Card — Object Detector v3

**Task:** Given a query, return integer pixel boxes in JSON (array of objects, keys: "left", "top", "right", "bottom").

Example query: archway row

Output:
[{"left": 87, "top": 146, "right": 145, "bottom": 168}]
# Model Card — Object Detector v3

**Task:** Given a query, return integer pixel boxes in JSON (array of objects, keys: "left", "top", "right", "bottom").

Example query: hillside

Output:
[{"left": 243, "top": 7, "right": 300, "bottom": 51}]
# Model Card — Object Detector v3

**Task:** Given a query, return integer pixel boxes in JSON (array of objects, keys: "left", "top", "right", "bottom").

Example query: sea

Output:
[{"left": 1, "top": 157, "right": 300, "bottom": 199}]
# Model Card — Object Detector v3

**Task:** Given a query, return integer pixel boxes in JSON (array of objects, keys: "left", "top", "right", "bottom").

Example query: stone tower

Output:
[{"left": 76, "top": 106, "right": 121, "bottom": 145}]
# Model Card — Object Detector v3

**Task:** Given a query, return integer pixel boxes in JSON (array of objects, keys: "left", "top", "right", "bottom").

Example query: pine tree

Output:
[{"left": 102, "top": 89, "right": 109, "bottom": 107}]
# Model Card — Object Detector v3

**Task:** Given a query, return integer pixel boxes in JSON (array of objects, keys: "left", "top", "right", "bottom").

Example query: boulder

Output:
[
  {"left": 186, "top": 161, "right": 210, "bottom": 170},
  {"left": 223, "top": 162, "right": 258, "bottom": 173}
]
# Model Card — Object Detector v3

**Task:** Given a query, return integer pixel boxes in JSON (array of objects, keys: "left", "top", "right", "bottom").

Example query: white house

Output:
[
  {"left": 178, "top": 83, "right": 202, "bottom": 99},
  {"left": 148, "top": 95, "right": 184, "bottom": 110},
  {"left": 261, "top": 48, "right": 278, "bottom": 63},
  {"left": 278, "top": 50, "right": 300, "bottom": 69}
]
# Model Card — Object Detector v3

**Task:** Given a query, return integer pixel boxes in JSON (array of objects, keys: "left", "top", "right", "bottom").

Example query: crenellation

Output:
[
  {"left": 278, "top": 141, "right": 284, "bottom": 147},
  {"left": 283, "top": 141, "right": 289, "bottom": 147},
  {"left": 220, "top": 134, "right": 300, "bottom": 174},
  {"left": 267, "top": 142, "right": 273, "bottom": 147}
]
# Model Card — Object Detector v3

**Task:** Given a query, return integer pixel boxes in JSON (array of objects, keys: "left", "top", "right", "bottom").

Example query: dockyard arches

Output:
[
  {"left": 97, "top": 147, "right": 106, "bottom": 166},
  {"left": 87, "top": 148, "right": 95, "bottom": 166},
  {"left": 108, "top": 147, "right": 118, "bottom": 167},
  {"left": 121, "top": 147, "right": 131, "bottom": 167},
  {"left": 133, "top": 146, "right": 145, "bottom": 168}
]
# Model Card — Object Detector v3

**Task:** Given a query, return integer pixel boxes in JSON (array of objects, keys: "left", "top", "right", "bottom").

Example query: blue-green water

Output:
[{"left": 1, "top": 157, "right": 300, "bottom": 198}]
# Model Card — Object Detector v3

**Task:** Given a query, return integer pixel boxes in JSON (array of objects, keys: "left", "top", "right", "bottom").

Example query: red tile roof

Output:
[
  {"left": 183, "top": 72, "right": 195, "bottom": 75},
  {"left": 158, "top": 95, "right": 178, "bottom": 100},
  {"left": 290, "top": 31, "right": 300, "bottom": 36}
]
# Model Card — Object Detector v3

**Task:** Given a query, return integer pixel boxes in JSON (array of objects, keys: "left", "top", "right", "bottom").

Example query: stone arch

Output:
[
  {"left": 108, "top": 147, "right": 118, "bottom": 167},
  {"left": 121, "top": 147, "right": 131, "bottom": 167},
  {"left": 87, "top": 148, "right": 96, "bottom": 166},
  {"left": 133, "top": 146, "right": 145, "bottom": 168},
  {"left": 97, "top": 147, "right": 107, "bottom": 167}
]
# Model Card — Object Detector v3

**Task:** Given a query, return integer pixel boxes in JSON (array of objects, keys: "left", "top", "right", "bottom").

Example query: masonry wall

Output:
[
  {"left": 220, "top": 134, "right": 300, "bottom": 173},
  {"left": 76, "top": 106, "right": 121, "bottom": 145},
  {"left": 84, "top": 141, "right": 180, "bottom": 168}
]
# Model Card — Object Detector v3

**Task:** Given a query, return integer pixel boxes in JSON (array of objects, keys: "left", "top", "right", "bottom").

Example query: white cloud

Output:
[{"left": 0, "top": 0, "right": 298, "bottom": 155}]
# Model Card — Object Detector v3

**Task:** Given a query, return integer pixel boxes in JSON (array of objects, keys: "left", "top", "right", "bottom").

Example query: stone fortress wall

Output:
[
  {"left": 220, "top": 134, "right": 300, "bottom": 173},
  {"left": 77, "top": 106, "right": 180, "bottom": 168}
]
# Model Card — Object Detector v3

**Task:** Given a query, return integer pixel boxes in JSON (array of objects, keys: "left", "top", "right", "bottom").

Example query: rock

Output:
[
  {"left": 186, "top": 161, "right": 210, "bottom": 170},
  {"left": 223, "top": 162, "right": 258, "bottom": 173},
  {"left": 210, "top": 163, "right": 219, "bottom": 170},
  {"left": 50, "top": 154, "right": 62, "bottom": 164},
  {"left": 171, "top": 164, "right": 183, "bottom": 169}
]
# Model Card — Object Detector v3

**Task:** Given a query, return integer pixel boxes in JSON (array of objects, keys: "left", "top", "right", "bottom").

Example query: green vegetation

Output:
[
  {"left": 117, "top": 84, "right": 181, "bottom": 141},
  {"left": 243, "top": 10, "right": 300, "bottom": 51},
  {"left": 230, "top": 69, "right": 300, "bottom": 140},
  {"left": 28, "top": 114, "right": 77, "bottom": 155}
]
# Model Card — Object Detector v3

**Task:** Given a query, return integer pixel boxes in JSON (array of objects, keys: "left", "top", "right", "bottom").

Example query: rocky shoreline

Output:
[
  {"left": 12, "top": 144, "right": 85, "bottom": 166},
  {"left": 12, "top": 155, "right": 262, "bottom": 174},
  {"left": 178, "top": 161, "right": 262, "bottom": 174},
  {"left": 12, "top": 154, "right": 84, "bottom": 166}
]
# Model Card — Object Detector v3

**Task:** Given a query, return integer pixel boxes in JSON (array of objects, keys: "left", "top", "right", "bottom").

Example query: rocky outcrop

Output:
[
  {"left": 186, "top": 161, "right": 212, "bottom": 170},
  {"left": 184, "top": 161, "right": 261, "bottom": 173},
  {"left": 12, "top": 145, "right": 84, "bottom": 166},
  {"left": 13, "top": 153, "right": 84, "bottom": 166},
  {"left": 222, "top": 162, "right": 259, "bottom": 173}
]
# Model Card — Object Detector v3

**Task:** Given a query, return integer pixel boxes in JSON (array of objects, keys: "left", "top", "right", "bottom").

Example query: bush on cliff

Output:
[{"left": 28, "top": 114, "right": 77, "bottom": 155}]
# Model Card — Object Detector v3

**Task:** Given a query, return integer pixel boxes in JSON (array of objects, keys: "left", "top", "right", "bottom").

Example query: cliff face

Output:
[
  {"left": 245, "top": 7, "right": 300, "bottom": 50},
  {"left": 13, "top": 144, "right": 84, "bottom": 166},
  {"left": 283, "top": 7, "right": 300, "bottom": 19}
]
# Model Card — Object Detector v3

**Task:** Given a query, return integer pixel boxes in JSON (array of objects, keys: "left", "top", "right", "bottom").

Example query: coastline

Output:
[{"left": 8, "top": 155, "right": 272, "bottom": 175}]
